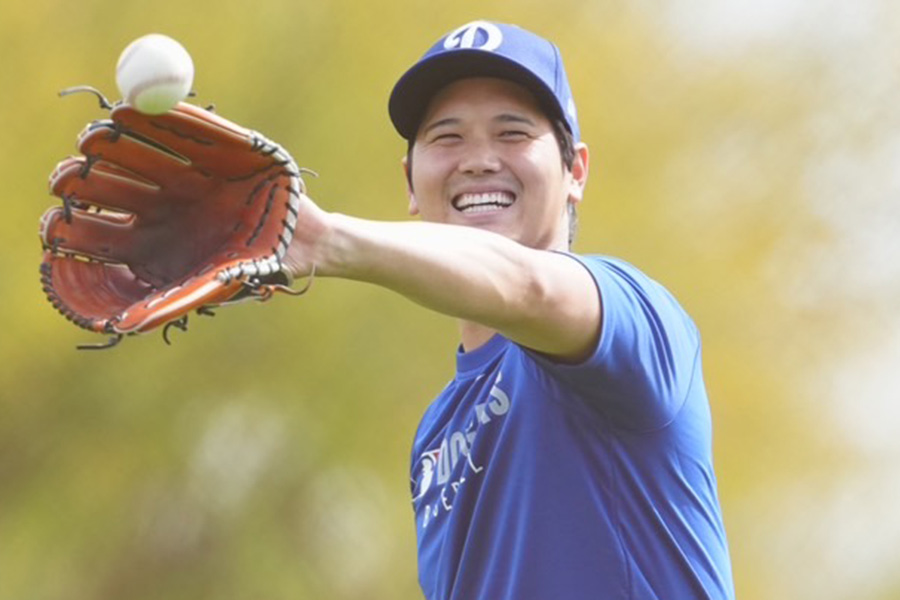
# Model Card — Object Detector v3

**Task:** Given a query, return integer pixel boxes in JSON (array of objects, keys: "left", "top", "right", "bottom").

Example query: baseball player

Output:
[
  {"left": 40, "top": 18, "right": 735, "bottom": 600},
  {"left": 282, "top": 20, "right": 736, "bottom": 600}
]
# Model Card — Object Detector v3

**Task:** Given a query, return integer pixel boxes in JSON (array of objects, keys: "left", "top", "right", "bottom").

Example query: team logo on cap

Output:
[{"left": 443, "top": 20, "right": 502, "bottom": 52}]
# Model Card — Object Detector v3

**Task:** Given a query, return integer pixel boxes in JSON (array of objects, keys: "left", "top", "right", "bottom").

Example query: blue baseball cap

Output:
[{"left": 389, "top": 21, "right": 580, "bottom": 142}]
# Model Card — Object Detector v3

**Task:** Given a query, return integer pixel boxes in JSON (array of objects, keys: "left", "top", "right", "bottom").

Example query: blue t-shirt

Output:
[{"left": 410, "top": 255, "right": 734, "bottom": 600}]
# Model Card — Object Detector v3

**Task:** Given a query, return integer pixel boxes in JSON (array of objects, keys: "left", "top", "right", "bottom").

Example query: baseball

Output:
[{"left": 115, "top": 34, "right": 194, "bottom": 115}]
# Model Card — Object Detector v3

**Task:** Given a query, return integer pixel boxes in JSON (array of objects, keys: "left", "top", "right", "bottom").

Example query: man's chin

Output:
[{"left": 452, "top": 210, "right": 515, "bottom": 231}]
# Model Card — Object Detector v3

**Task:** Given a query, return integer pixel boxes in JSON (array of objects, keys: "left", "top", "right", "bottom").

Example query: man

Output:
[{"left": 285, "top": 20, "right": 735, "bottom": 600}]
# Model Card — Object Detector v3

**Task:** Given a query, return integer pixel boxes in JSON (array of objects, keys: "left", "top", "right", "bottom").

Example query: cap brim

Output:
[{"left": 389, "top": 50, "right": 566, "bottom": 141}]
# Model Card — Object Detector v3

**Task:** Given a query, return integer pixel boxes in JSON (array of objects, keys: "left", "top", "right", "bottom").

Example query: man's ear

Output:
[
  {"left": 402, "top": 155, "right": 420, "bottom": 216},
  {"left": 567, "top": 143, "right": 590, "bottom": 205}
]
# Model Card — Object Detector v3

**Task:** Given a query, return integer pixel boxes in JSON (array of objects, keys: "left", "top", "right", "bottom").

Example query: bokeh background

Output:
[{"left": 2, "top": 1, "right": 899, "bottom": 599}]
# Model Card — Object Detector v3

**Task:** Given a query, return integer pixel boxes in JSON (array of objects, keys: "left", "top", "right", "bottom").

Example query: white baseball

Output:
[{"left": 115, "top": 34, "right": 194, "bottom": 115}]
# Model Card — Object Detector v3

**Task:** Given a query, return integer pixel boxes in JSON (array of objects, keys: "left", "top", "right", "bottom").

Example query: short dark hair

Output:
[{"left": 405, "top": 117, "right": 579, "bottom": 247}]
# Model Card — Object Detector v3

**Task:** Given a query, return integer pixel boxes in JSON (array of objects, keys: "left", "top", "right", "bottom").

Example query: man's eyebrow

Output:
[
  {"left": 421, "top": 117, "right": 460, "bottom": 136},
  {"left": 421, "top": 113, "right": 538, "bottom": 135},
  {"left": 495, "top": 113, "right": 537, "bottom": 126}
]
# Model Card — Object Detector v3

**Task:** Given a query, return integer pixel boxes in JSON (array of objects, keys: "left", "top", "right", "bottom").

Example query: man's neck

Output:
[{"left": 459, "top": 320, "right": 498, "bottom": 353}]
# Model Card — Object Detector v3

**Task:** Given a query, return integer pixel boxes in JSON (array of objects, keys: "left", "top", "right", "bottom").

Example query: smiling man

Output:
[
  {"left": 407, "top": 76, "right": 585, "bottom": 249},
  {"left": 285, "top": 20, "right": 735, "bottom": 600}
]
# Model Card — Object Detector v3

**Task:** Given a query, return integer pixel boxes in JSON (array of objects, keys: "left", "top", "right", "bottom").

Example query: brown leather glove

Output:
[{"left": 41, "top": 101, "right": 310, "bottom": 348}]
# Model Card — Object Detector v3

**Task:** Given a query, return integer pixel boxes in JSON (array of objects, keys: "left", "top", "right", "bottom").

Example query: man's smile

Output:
[{"left": 451, "top": 191, "right": 516, "bottom": 214}]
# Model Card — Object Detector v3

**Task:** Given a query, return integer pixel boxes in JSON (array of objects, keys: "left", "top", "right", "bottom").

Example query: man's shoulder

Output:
[
  {"left": 573, "top": 253, "right": 665, "bottom": 287},
  {"left": 562, "top": 253, "right": 688, "bottom": 317}
]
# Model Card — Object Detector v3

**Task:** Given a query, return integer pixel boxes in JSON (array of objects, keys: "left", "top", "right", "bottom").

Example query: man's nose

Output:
[{"left": 458, "top": 139, "right": 502, "bottom": 175}]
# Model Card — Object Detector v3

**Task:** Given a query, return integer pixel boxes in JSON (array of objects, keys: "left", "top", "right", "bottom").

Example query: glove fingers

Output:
[
  {"left": 110, "top": 103, "right": 280, "bottom": 180},
  {"left": 40, "top": 205, "right": 136, "bottom": 265},
  {"left": 50, "top": 156, "right": 162, "bottom": 216},
  {"left": 77, "top": 120, "right": 210, "bottom": 193}
]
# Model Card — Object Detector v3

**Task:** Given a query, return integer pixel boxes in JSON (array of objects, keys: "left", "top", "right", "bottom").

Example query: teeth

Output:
[
  {"left": 454, "top": 192, "right": 514, "bottom": 212},
  {"left": 464, "top": 204, "right": 504, "bottom": 213}
]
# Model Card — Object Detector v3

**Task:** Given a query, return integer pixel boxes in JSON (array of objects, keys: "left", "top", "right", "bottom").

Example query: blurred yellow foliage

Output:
[{"left": 2, "top": 1, "right": 899, "bottom": 599}]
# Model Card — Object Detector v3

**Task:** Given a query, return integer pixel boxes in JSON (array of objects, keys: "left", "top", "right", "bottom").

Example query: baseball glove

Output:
[{"left": 41, "top": 90, "right": 312, "bottom": 349}]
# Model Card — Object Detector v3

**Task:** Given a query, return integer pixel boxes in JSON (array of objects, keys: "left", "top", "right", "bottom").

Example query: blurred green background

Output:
[{"left": 3, "top": 1, "right": 899, "bottom": 599}]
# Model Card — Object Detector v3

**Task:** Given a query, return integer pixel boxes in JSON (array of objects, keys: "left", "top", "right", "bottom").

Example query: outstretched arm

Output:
[{"left": 284, "top": 196, "right": 601, "bottom": 362}]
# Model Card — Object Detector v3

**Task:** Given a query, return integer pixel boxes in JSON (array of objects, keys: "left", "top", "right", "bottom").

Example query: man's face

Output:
[{"left": 406, "top": 77, "right": 587, "bottom": 250}]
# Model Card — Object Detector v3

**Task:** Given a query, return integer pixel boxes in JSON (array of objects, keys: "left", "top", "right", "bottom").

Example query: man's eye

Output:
[
  {"left": 500, "top": 130, "right": 529, "bottom": 140},
  {"left": 431, "top": 133, "right": 461, "bottom": 143}
]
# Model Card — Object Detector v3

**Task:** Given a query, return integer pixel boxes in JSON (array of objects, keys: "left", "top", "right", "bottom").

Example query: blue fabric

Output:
[{"left": 410, "top": 255, "right": 734, "bottom": 600}]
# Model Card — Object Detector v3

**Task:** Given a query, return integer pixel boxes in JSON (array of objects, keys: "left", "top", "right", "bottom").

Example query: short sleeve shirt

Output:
[{"left": 410, "top": 255, "right": 734, "bottom": 600}]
